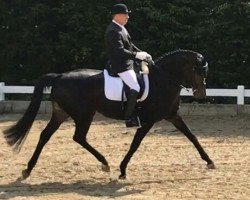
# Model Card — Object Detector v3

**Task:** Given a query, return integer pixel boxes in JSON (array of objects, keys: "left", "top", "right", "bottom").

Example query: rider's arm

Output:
[
  {"left": 106, "top": 30, "right": 136, "bottom": 59},
  {"left": 131, "top": 43, "right": 141, "bottom": 52}
]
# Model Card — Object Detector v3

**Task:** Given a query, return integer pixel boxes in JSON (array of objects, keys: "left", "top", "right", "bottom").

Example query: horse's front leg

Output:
[
  {"left": 168, "top": 114, "right": 215, "bottom": 169},
  {"left": 119, "top": 122, "right": 154, "bottom": 179}
]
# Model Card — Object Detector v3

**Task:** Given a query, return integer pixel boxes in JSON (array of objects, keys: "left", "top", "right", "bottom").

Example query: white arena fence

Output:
[{"left": 0, "top": 82, "right": 250, "bottom": 105}]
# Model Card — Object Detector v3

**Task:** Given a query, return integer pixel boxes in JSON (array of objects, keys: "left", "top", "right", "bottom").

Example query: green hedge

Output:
[{"left": 0, "top": 0, "right": 249, "bottom": 88}]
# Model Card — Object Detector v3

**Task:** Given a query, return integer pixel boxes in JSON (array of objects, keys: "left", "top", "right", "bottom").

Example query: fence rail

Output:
[{"left": 0, "top": 82, "right": 249, "bottom": 105}]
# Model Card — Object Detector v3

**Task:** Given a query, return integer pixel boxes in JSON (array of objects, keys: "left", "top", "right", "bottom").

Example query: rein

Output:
[
  {"left": 151, "top": 63, "right": 182, "bottom": 89},
  {"left": 151, "top": 63, "right": 196, "bottom": 95}
]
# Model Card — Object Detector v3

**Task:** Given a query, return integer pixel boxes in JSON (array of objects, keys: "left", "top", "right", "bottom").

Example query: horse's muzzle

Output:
[{"left": 193, "top": 83, "right": 206, "bottom": 99}]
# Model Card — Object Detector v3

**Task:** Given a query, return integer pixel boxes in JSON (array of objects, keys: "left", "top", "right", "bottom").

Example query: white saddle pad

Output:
[{"left": 104, "top": 69, "right": 149, "bottom": 102}]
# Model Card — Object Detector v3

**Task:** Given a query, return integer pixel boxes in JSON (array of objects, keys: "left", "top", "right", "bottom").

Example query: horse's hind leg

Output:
[
  {"left": 169, "top": 114, "right": 215, "bottom": 169},
  {"left": 19, "top": 107, "right": 68, "bottom": 180},
  {"left": 73, "top": 119, "right": 110, "bottom": 172}
]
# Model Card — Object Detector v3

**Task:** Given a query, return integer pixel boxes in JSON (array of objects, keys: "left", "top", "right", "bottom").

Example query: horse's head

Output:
[
  {"left": 155, "top": 50, "right": 208, "bottom": 99},
  {"left": 182, "top": 52, "right": 208, "bottom": 99}
]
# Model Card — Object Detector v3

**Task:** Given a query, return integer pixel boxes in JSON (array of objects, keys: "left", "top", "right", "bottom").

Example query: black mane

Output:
[{"left": 155, "top": 49, "right": 199, "bottom": 65}]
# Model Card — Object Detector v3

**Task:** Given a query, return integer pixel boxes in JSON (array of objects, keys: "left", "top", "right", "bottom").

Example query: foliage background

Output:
[{"left": 0, "top": 0, "right": 249, "bottom": 88}]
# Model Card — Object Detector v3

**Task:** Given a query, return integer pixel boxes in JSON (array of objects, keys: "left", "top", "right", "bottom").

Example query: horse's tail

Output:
[{"left": 3, "top": 73, "right": 59, "bottom": 152}]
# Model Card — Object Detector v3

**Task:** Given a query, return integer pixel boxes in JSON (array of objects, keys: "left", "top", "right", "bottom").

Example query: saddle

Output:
[{"left": 104, "top": 61, "right": 149, "bottom": 102}]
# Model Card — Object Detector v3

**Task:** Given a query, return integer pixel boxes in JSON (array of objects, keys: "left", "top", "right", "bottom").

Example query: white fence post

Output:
[
  {"left": 0, "top": 82, "right": 5, "bottom": 101},
  {"left": 237, "top": 85, "right": 245, "bottom": 105}
]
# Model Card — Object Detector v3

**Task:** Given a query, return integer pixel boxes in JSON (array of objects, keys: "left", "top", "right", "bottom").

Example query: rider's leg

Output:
[
  {"left": 118, "top": 69, "right": 140, "bottom": 92},
  {"left": 118, "top": 70, "right": 141, "bottom": 127}
]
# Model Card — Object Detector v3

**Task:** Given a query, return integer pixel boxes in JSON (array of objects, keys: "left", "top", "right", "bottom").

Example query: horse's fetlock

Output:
[
  {"left": 73, "top": 135, "right": 86, "bottom": 145},
  {"left": 101, "top": 164, "right": 110, "bottom": 172},
  {"left": 73, "top": 135, "right": 80, "bottom": 142}
]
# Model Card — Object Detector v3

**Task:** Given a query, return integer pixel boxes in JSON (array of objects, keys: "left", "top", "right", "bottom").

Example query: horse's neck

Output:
[
  {"left": 152, "top": 65, "right": 182, "bottom": 88},
  {"left": 149, "top": 66, "right": 182, "bottom": 116},
  {"left": 149, "top": 66, "right": 182, "bottom": 108}
]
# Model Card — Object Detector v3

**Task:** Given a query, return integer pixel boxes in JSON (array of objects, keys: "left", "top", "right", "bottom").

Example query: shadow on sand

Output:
[{"left": 0, "top": 179, "right": 144, "bottom": 199}]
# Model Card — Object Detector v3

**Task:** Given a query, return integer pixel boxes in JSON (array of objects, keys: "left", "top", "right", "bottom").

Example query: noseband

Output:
[{"left": 181, "top": 62, "right": 208, "bottom": 94}]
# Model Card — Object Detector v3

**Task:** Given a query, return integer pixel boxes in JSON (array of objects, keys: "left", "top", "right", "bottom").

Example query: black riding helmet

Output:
[{"left": 111, "top": 3, "right": 131, "bottom": 15}]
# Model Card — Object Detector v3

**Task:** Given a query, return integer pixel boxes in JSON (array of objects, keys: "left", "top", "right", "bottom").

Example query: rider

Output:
[{"left": 105, "top": 3, "right": 152, "bottom": 127}]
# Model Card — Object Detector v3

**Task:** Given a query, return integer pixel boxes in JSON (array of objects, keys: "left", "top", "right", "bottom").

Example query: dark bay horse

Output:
[{"left": 3, "top": 49, "right": 215, "bottom": 180}]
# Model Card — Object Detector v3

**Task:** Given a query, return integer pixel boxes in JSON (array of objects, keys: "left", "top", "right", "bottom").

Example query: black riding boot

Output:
[{"left": 124, "top": 89, "right": 141, "bottom": 127}]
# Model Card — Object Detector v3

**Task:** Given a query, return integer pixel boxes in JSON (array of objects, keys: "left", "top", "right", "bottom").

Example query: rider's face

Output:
[{"left": 113, "top": 13, "right": 129, "bottom": 26}]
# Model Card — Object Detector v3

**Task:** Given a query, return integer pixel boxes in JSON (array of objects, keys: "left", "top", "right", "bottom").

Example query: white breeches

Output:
[{"left": 118, "top": 69, "right": 140, "bottom": 92}]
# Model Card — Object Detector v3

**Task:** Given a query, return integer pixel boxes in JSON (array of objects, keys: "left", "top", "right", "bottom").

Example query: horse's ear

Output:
[
  {"left": 197, "top": 54, "right": 203, "bottom": 63},
  {"left": 197, "top": 54, "right": 207, "bottom": 66}
]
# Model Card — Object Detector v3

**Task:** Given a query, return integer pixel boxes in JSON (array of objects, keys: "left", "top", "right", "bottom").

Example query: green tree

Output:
[{"left": 0, "top": 0, "right": 249, "bottom": 89}]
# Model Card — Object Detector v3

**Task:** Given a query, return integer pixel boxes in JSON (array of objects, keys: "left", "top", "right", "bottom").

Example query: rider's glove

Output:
[{"left": 135, "top": 52, "right": 152, "bottom": 61}]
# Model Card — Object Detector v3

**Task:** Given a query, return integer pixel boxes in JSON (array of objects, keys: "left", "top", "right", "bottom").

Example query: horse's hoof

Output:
[
  {"left": 22, "top": 169, "right": 30, "bottom": 179},
  {"left": 119, "top": 174, "right": 126, "bottom": 180},
  {"left": 16, "top": 176, "right": 24, "bottom": 182},
  {"left": 16, "top": 169, "right": 30, "bottom": 181},
  {"left": 207, "top": 162, "right": 216, "bottom": 169},
  {"left": 101, "top": 164, "right": 110, "bottom": 172}
]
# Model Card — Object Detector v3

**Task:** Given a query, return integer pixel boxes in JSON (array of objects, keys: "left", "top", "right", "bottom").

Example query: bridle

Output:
[
  {"left": 181, "top": 61, "right": 209, "bottom": 94},
  {"left": 193, "top": 62, "right": 208, "bottom": 79},
  {"left": 193, "top": 61, "right": 208, "bottom": 83},
  {"left": 146, "top": 58, "right": 208, "bottom": 95}
]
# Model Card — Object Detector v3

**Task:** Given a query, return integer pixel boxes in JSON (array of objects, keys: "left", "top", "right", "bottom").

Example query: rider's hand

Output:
[{"left": 135, "top": 51, "right": 152, "bottom": 61}]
